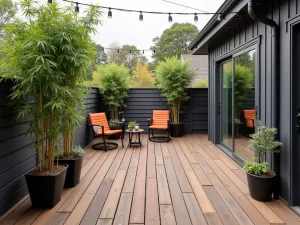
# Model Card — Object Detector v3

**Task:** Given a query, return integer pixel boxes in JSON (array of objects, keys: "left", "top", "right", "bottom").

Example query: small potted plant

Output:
[
  {"left": 128, "top": 121, "right": 136, "bottom": 131},
  {"left": 243, "top": 121, "right": 281, "bottom": 202},
  {"left": 57, "top": 146, "right": 84, "bottom": 188}
]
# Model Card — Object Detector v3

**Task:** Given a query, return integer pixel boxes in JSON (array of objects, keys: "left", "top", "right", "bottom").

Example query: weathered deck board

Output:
[{"left": 2, "top": 135, "right": 300, "bottom": 225}]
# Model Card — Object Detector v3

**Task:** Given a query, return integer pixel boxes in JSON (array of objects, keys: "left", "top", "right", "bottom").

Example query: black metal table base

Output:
[
  {"left": 128, "top": 132, "right": 142, "bottom": 147},
  {"left": 92, "top": 142, "right": 118, "bottom": 151}
]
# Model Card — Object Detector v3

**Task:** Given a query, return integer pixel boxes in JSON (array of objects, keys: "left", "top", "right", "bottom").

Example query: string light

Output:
[
  {"left": 168, "top": 13, "right": 172, "bottom": 22},
  {"left": 142, "top": 50, "right": 144, "bottom": 54},
  {"left": 56, "top": 0, "right": 236, "bottom": 23},
  {"left": 108, "top": 8, "right": 112, "bottom": 18},
  {"left": 139, "top": 11, "right": 143, "bottom": 21},
  {"left": 217, "top": 14, "right": 223, "bottom": 21},
  {"left": 194, "top": 13, "right": 198, "bottom": 22},
  {"left": 117, "top": 49, "right": 120, "bottom": 53},
  {"left": 75, "top": 2, "right": 79, "bottom": 12},
  {"left": 48, "top": 0, "right": 52, "bottom": 3}
]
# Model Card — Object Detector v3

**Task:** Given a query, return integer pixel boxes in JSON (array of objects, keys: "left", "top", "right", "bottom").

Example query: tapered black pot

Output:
[
  {"left": 169, "top": 123, "right": 184, "bottom": 137},
  {"left": 58, "top": 156, "right": 83, "bottom": 188},
  {"left": 25, "top": 165, "right": 68, "bottom": 208},
  {"left": 247, "top": 171, "right": 276, "bottom": 202}
]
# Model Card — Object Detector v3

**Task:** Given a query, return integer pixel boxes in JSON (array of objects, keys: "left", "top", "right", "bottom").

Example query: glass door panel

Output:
[
  {"left": 221, "top": 60, "right": 233, "bottom": 149},
  {"left": 233, "top": 50, "right": 256, "bottom": 161}
]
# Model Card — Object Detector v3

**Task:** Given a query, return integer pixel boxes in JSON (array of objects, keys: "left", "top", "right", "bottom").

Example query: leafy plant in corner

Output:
[
  {"left": 243, "top": 121, "right": 282, "bottom": 201},
  {"left": 72, "top": 146, "right": 85, "bottom": 159},
  {"left": 155, "top": 57, "right": 194, "bottom": 124},
  {"left": 97, "top": 63, "right": 130, "bottom": 120}
]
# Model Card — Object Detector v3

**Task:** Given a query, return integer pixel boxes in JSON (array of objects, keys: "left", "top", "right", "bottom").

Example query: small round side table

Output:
[{"left": 126, "top": 129, "right": 144, "bottom": 147}]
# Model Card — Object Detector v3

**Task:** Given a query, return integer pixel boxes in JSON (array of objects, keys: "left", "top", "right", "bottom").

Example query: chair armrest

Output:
[
  {"left": 89, "top": 124, "right": 104, "bottom": 127},
  {"left": 147, "top": 118, "right": 153, "bottom": 126}
]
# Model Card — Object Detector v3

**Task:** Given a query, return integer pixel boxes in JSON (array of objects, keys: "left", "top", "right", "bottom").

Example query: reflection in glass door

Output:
[
  {"left": 221, "top": 60, "right": 233, "bottom": 149},
  {"left": 233, "top": 50, "right": 256, "bottom": 161}
]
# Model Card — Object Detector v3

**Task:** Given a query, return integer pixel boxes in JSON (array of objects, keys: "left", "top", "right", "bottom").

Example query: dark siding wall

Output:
[
  {"left": 0, "top": 81, "right": 36, "bottom": 217},
  {"left": 0, "top": 84, "right": 102, "bottom": 216},
  {"left": 123, "top": 88, "right": 208, "bottom": 134},
  {"left": 207, "top": 0, "right": 300, "bottom": 203}
]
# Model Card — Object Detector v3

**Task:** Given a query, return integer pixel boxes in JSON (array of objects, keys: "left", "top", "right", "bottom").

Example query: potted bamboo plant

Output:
[
  {"left": 244, "top": 121, "right": 281, "bottom": 202},
  {"left": 0, "top": 0, "right": 101, "bottom": 207},
  {"left": 155, "top": 57, "right": 194, "bottom": 137},
  {"left": 96, "top": 63, "right": 130, "bottom": 138}
]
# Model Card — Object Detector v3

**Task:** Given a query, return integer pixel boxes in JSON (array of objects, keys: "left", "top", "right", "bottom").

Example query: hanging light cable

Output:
[
  {"left": 108, "top": 8, "right": 112, "bottom": 18},
  {"left": 75, "top": 2, "right": 79, "bottom": 12},
  {"left": 194, "top": 13, "right": 198, "bottom": 22},
  {"left": 139, "top": 11, "right": 143, "bottom": 21}
]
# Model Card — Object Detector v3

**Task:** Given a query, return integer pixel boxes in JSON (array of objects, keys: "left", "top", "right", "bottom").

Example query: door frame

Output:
[
  {"left": 215, "top": 39, "right": 260, "bottom": 165},
  {"left": 291, "top": 23, "right": 300, "bottom": 206}
]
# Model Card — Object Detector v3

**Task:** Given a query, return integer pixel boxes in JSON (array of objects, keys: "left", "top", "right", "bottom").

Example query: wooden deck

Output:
[{"left": 1, "top": 134, "right": 300, "bottom": 225}]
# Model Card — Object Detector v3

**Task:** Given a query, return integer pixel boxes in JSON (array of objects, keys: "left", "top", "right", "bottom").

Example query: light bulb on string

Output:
[
  {"left": 117, "top": 49, "right": 120, "bottom": 53},
  {"left": 142, "top": 50, "right": 144, "bottom": 54},
  {"left": 108, "top": 8, "right": 112, "bottom": 18},
  {"left": 168, "top": 13, "right": 172, "bottom": 23},
  {"left": 48, "top": 0, "right": 52, "bottom": 3},
  {"left": 217, "top": 14, "right": 223, "bottom": 21},
  {"left": 139, "top": 11, "right": 143, "bottom": 21},
  {"left": 194, "top": 13, "right": 198, "bottom": 22},
  {"left": 75, "top": 2, "right": 79, "bottom": 13}
]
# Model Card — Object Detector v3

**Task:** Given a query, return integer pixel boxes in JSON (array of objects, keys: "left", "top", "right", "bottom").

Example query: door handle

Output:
[{"left": 296, "top": 107, "right": 300, "bottom": 132}]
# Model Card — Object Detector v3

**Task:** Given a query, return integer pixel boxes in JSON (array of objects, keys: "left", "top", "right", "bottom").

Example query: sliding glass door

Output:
[
  {"left": 221, "top": 60, "right": 233, "bottom": 150},
  {"left": 219, "top": 48, "right": 256, "bottom": 162}
]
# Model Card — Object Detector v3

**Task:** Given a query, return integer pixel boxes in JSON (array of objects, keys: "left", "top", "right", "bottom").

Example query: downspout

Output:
[{"left": 248, "top": 0, "right": 280, "bottom": 199}]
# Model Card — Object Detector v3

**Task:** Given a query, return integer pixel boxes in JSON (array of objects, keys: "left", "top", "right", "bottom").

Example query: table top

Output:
[{"left": 126, "top": 129, "right": 144, "bottom": 133}]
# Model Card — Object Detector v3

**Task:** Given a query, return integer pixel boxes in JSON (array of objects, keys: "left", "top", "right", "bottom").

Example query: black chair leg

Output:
[
  {"left": 102, "top": 134, "right": 107, "bottom": 152},
  {"left": 149, "top": 128, "right": 151, "bottom": 139},
  {"left": 121, "top": 135, "right": 124, "bottom": 148}
]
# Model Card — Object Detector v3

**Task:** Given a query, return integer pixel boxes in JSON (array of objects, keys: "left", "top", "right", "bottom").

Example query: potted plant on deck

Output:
[
  {"left": 96, "top": 63, "right": 130, "bottom": 138},
  {"left": 0, "top": 0, "right": 101, "bottom": 207},
  {"left": 155, "top": 57, "right": 194, "bottom": 137},
  {"left": 243, "top": 121, "right": 281, "bottom": 202}
]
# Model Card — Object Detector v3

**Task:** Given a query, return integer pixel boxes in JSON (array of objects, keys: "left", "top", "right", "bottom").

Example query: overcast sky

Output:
[
  {"left": 25, "top": 0, "right": 224, "bottom": 60},
  {"left": 83, "top": 0, "right": 225, "bottom": 60}
]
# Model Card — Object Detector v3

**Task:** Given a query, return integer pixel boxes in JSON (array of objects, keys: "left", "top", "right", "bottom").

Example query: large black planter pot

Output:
[
  {"left": 25, "top": 165, "right": 68, "bottom": 208},
  {"left": 247, "top": 171, "right": 276, "bottom": 202},
  {"left": 58, "top": 156, "right": 83, "bottom": 188},
  {"left": 169, "top": 123, "right": 184, "bottom": 137}
]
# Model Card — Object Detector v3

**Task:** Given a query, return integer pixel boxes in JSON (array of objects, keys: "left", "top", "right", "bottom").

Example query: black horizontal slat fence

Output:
[{"left": 122, "top": 88, "right": 209, "bottom": 134}]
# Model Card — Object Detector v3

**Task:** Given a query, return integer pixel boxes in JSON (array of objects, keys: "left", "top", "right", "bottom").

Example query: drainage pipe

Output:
[{"left": 248, "top": 0, "right": 280, "bottom": 199}]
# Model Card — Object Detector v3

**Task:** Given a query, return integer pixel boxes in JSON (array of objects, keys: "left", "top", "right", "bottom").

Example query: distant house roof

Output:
[{"left": 181, "top": 54, "right": 208, "bottom": 83}]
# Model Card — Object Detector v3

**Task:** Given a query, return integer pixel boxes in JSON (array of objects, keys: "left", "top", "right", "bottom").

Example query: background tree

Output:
[
  {"left": 0, "top": 0, "right": 17, "bottom": 37},
  {"left": 115, "top": 45, "right": 147, "bottom": 75},
  {"left": 86, "top": 43, "right": 107, "bottom": 80},
  {"left": 150, "top": 23, "right": 199, "bottom": 66},
  {"left": 107, "top": 41, "right": 120, "bottom": 63},
  {"left": 131, "top": 62, "right": 155, "bottom": 88}
]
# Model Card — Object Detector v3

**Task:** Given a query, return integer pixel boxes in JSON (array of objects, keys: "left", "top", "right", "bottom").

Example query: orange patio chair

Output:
[
  {"left": 148, "top": 110, "right": 171, "bottom": 143},
  {"left": 243, "top": 109, "right": 256, "bottom": 128},
  {"left": 88, "top": 112, "right": 124, "bottom": 151}
]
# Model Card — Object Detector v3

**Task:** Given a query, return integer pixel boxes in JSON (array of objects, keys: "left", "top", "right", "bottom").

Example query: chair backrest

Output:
[
  {"left": 88, "top": 113, "right": 110, "bottom": 134},
  {"left": 243, "top": 109, "right": 256, "bottom": 128},
  {"left": 152, "top": 110, "right": 170, "bottom": 127}
]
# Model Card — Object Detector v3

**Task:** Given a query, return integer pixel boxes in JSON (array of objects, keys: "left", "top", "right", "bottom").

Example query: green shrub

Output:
[
  {"left": 97, "top": 63, "right": 130, "bottom": 120},
  {"left": 243, "top": 121, "right": 282, "bottom": 175},
  {"left": 72, "top": 146, "right": 84, "bottom": 159},
  {"left": 243, "top": 161, "right": 268, "bottom": 176},
  {"left": 128, "top": 121, "right": 136, "bottom": 129},
  {"left": 155, "top": 57, "right": 195, "bottom": 123},
  {"left": 192, "top": 78, "right": 208, "bottom": 88}
]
